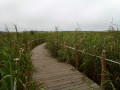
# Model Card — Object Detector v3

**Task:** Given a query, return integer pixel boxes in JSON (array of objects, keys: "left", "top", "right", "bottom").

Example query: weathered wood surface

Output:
[{"left": 31, "top": 43, "right": 103, "bottom": 90}]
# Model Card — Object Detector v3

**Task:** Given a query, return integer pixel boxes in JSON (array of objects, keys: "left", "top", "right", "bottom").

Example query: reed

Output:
[
  {"left": 46, "top": 31, "right": 120, "bottom": 90},
  {"left": 0, "top": 28, "right": 47, "bottom": 89}
]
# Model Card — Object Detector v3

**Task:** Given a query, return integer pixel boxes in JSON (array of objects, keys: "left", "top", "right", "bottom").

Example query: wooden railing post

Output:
[
  {"left": 39, "top": 39, "right": 41, "bottom": 44},
  {"left": 36, "top": 39, "right": 37, "bottom": 46},
  {"left": 22, "top": 44, "right": 25, "bottom": 49},
  {"left": 30, "top": 41, "right": 32, "bottom": 49},
  {"left": 35, "top": 39, "right": 37, "bottom": 46},
  {"left": 75, "top": 44, "right": 79, "bottom": 69},
  {"left": 34, "top": 39, "right": 36, "bottom": 47},
  {"left": 64, "top": 42, "right": 67, "bottom": 54},
  {"left": 33, "top": 40, "right": 35, "bottom": 48},
  {"left": 101, "top": 50, "right": 106, "bottom": 87},
  {"left": 64, "top": 42, "right": 68, "bottom": 62},
  {"left": 31, "top": 40, "right": 33, "bottom": 49},
  {"left": 37, "top": 39, "right": 39, "bottom": 45},
  {"left": 27, "top": 41, "right": 30, "bottom": 50}
]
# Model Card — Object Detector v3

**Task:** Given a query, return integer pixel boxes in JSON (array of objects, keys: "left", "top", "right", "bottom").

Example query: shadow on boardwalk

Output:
[{"left": 31, "top": 43, "right": 103, "bottom": 90}]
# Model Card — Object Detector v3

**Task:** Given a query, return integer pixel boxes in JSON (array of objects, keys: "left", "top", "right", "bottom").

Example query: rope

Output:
[{"left": 60, "top": 44, "right": 120, "bottom": 65}]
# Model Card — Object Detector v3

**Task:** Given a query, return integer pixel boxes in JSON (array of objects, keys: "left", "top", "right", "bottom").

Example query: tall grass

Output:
[
  {"left": 0, "top": 30, "right": 47, "bottom": 89},
  {"left": 46, "top": 31, "right": 120, "bottom": 90}
]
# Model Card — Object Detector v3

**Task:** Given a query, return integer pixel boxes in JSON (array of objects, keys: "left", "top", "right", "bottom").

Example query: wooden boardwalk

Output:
[{"left": 31, "top": 43, "right": 103, "bottom": 90}]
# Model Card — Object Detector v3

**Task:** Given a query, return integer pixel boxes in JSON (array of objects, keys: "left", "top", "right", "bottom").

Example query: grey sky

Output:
[{"left": 0, "top": 0, "right": 120, "bottom": 31}]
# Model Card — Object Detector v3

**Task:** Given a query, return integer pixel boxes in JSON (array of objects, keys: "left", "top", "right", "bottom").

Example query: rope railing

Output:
[
  {"left": 60, "top": 44, "right": 120, "bottom": 65},
  {"left": 59, "top": 42, "right": 120, "bottom": 87},
  {"left": 13, "top": 38, "right": 45, "bottom": 90}
]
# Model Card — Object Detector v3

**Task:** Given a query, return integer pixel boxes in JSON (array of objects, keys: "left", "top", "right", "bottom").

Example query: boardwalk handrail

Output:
[
  {"left": 13, "top": 38, "right": 45, "bottom": 90},
  {"left": 58, "top": 42, "right": 120, "bottom": 87},
  {"left": 60, "top": 43, "right": 120, "bottom": 65}
]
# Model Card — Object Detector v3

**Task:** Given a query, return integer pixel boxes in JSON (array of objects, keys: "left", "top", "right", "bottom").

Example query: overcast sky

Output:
[{"left": 0, "top": 0, "right": 120, "bottom": 31}]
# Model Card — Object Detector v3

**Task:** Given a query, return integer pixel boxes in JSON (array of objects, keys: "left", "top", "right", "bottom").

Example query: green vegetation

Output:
[
  {"left": 0, "top": 31, "right": 47, "bottom": 90},
  {"left": 46, "top": 31, "right": 120, "bottom": 90},
  {"left": 1, "top": 29, "right": 120, "bottom": 90}
]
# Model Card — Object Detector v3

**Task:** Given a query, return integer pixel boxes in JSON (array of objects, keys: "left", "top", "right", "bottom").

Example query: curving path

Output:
[{"left": 31, "top": 43, "right": 103, "bottom": 90}]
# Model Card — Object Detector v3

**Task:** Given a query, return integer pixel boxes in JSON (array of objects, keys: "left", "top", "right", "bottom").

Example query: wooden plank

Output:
[{"left": 31, "top": 43, "right": 103, "bottom": 90}]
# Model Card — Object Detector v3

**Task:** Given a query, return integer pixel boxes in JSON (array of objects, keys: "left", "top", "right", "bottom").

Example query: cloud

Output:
[{"left": 0, "top": 0, "right": 120, "bottom": 31}]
